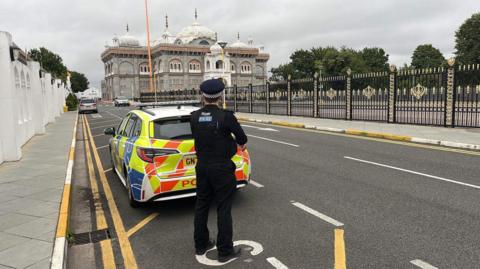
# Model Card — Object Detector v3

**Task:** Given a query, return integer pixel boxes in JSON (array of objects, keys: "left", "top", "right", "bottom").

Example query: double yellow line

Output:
[{"left": 83, "top": 115, "right": 138, "bottom": 269}]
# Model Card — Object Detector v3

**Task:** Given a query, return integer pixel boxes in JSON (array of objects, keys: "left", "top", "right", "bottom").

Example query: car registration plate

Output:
[{"left": 183, "top": 155, "right": 197, "bottom": 168}]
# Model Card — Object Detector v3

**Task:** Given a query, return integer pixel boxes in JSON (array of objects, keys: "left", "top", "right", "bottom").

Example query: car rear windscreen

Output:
[
  {"left": 152, "top": 117, "right": 192, "bottom": 140},
  {"left": 81, "top": 99, "right": 95, "bottom": 104}
]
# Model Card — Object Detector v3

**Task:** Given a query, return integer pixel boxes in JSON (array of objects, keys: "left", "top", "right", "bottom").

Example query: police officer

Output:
[{"left": 190, "top": 79, "right": 247, "bottom": 262}]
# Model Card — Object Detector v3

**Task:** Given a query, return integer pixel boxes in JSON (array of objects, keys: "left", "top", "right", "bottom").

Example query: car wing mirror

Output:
[{"left": 104, "top": 127, "right": 116, "bottom": 136}]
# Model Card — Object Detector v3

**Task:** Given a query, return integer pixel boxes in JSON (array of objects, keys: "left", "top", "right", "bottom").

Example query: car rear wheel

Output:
[{"left": 125, "top": 169, "right": 141, "bottom": 208}]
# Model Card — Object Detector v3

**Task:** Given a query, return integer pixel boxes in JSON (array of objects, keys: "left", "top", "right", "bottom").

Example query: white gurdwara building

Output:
[{"left": 100, "top": 11, "right": 269, "bottom": 100}]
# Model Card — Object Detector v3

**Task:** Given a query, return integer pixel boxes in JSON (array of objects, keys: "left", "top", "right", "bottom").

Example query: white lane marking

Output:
[
  {"left": 104, "top": 168, "right": 112, "bottom": 173},
  {"left": 344, "top": 156, "right": 480, "bottom": 190},
  {"left": 105, "top": 110, "right": 123, "bottom": 119},
  {"left": 266, "top": 257, "right": 289, "bottom": 269},
  {"left": 96, "top": 145, "right": 109, "bottom": 150},
  {"left": 247, "top": 134, "right": 299, "bottom": 147},
  {"left": 242, "top": 124, "right": 279, "bottom": 132},
  {"left": 291, "top": 201, "right": 344, "bottom": 227},
  {"left": 196, "top": 240, "right": 263, "bottom": 266},
  {"left": 92, "top": 133, "right": 105, "bottom": 138},
  {"left": 410, "top": 259, "right": 438, "bottom": 269},
  {"left": 249, "top": 180, "right": 264, "bottom": 188},
  {"left": 91, "top": 114, "right": 103, "bottom": 119}
]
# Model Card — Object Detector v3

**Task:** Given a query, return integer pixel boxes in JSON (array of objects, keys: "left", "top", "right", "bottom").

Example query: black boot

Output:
[
  {"left": 218, "top": 246, "right": 242, "bottom": 262},
  {"left": 195, "top": 239, "right": 215, "bottom": 255}
]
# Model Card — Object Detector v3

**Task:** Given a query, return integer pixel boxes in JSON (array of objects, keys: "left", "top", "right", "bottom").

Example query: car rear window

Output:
[
  {"left": 81, "top": 99, "right": 95, "bottom": 104},
  {"left": 152, "top": 117, "right": 192, "bottom": 140}
]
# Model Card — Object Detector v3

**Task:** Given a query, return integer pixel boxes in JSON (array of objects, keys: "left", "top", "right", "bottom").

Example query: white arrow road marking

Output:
[
  {"left": 291, "top": 201, "right": 344, "bottom": 227},
  {"left": 344, "top": 156, "right": 480, "bottom": 190},
  {"left": 410, "top": 259, "right": 438, "bottom": 269},
  {"left": 247, "top": 134, "right": 299, "bottom": 147},
  {"left": 242, "top": 124, "right": 278, "bottom": 132},
  {"left": 249, "top": 180, "right": 264, "bottom": 188},
  {"left": 267, "top": 257, "right": 289, "bottom": 269},
  {"left": 91, "top": 114, "right": 103, "bottom": 119},
  {"left": 195, "top": 240, "right": 263, "bottom": 266}
]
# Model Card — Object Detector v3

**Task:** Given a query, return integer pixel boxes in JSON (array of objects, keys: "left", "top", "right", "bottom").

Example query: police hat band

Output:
[{"left": 202, "top": 91, "right": 223, "bottom": 98}]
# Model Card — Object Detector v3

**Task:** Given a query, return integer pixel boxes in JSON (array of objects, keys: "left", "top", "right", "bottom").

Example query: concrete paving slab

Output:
[
  {"left": 0, "top": 213, "right": 37, "bottom": 230},
  {"left": 0, "top": 112, "right": 76, "bottom": 269},
  {"left": 24, "top": 258, "right": 50, "bottom": 269},
  {"left": 0, "top": 232, "right": 30, "bottom": 252},
  {"left": 4, "top": 217, "right": 56, "bottom": 241},
  {"left": 27, "top": 188, "right": 63, "bottom": 203},
  {"left": 0, "top": 239, "right": 52, "bottom": 268},
  {"left": 14, "top": 200, "right": 59, "bottom": 217}
]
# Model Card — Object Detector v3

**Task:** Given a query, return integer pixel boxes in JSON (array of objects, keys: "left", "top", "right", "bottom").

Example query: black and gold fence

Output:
[{"left": 139, "top": 60, "right": 480, "bottom": 128}]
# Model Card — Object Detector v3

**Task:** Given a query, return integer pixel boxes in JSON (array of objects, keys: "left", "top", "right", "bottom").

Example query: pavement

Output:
[
  {"left": 236, "top": 112, "right": 480, "bottom": 149},
  {"left": 66, "top": 104, "right": 480, "bottom": 269},
  {"left": 0, "top": 112, "right": 77, "bottom": 269}
]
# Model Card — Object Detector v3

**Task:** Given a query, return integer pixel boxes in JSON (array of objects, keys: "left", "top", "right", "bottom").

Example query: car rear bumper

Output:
[
  {"left": 79, "top": 107, "right": 97, "bottom": 112},
  {"left": 150, "top": 180, "right": 248, "bottom": 202}
]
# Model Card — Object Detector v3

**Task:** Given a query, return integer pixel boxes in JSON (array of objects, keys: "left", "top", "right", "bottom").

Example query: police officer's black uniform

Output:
[{"left": 190, "top": 79, "right": 247, "bottom": 260}]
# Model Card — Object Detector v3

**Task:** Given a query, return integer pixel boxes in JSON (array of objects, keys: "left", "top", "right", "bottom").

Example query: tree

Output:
[
  {"left": 290, "top": 49, "right": 317, "bottom": 78},
  {"left": 360, "top": 47, "right": 389, "bottom": 71},
  {"left": 411, "top": 44, "right": 445, "bottom": 69},
  {"left": 28, "top": 47, "right": 68, "bottom": 81},
  {"left": 70, "top": 71, "right": 89, "bottom": 93},
  {"left": 455, "top": 13, "right": 480, "bottom": 64},
  {"left": 270, "top": 63, "right": 295, "bottom": 81}
]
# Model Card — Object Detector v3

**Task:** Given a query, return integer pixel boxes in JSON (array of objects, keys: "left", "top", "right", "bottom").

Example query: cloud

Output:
[{"left": 1, "top": 0, "right": 478, "bottom": 87}]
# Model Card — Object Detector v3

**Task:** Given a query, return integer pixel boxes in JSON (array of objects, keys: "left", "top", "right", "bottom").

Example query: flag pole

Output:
[{"left": 144, "top": 0, "right": 156, "bottom": 102}]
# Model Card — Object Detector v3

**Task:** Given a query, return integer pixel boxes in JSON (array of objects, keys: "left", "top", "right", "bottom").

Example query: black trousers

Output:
[{"left": 194, "top": 160, "right": 237, "bottom": 256}]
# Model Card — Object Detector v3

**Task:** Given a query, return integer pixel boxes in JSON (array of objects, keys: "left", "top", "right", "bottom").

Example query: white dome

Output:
[
  {"left": 209, "top": 43, "right": 222, "bottom": 54},
  {"left": 158, "top": 30, "right": 175, "bottom": 44},
  {"left": 176, "top": 21, "right": 216, "bottom": 44},
  {"left": 119, "top": 31, "right": 140, "bottom": 47},
  {"left": 229, "top": 40, "right": 248, "bottom": 48}
]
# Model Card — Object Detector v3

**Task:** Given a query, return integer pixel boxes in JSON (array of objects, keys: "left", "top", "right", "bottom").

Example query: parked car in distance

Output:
[
  {"left": 79, "top": 98, "right": 98, "bottom": 113},
  {"left": 114, "top": 96, "right": 130, "bottom": 107}
]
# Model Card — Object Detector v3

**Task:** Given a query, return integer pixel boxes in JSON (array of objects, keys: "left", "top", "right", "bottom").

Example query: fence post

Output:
[
  {"left": 346, "top": 68, "right": 352, "bottom": 120},
  {"left": 313, "top": 73, "right": 319, "bottom": 118},
  {"left": 388, "top": 64, "right": 397, "bottom": 123},
  {"left": 266, "top": 82, "right": 270, "bottom": 114},
  {"left": 445, "top": 57, "right": 456, "bottom": 127},
  {"left": 249, "top": 83, "right": 253, "bottom": 113},
  {"left": 234, "top": 84, "right": 238, "bottom": 112},
  {"left": 287, "top": 74, "right": 292, "bottom": 116}
]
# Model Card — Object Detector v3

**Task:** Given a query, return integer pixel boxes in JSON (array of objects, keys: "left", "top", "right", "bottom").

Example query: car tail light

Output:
[{"left": 136, "top": 147, "right": 178, "bottom": 163}]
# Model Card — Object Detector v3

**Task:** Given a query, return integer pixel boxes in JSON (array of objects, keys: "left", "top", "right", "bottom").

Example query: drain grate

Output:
[{"left": 72, "top": 229, "right": 111, "bottom": 245}]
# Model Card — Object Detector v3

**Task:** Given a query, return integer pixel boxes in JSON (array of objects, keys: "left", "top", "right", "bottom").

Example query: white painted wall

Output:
[{"left": 0, "top": 31, "right": 69, "bottom": 164}]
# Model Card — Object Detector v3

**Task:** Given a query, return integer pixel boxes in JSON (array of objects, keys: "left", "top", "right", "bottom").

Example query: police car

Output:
[{"left": 104, "top": 101, "right": 251, "bottom": 207}]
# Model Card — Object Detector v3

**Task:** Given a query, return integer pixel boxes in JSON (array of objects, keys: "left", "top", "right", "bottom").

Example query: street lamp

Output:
[{"left": 217, "top": 41, "right": 228, "bottom": 109}]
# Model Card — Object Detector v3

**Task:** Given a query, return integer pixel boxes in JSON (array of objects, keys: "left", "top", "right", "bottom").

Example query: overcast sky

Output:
[{"left": 1, "top": 0, "right": 478, "bottom": 88}]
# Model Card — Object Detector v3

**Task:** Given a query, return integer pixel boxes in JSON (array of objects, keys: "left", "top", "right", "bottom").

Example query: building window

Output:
[
  {"left": 240, "top": 62, "right": 252, "bottom": 74},
  {"left": 215, "top": 60, "right": 224, "bottom": 70},
  {"left": 230, "top": 62, "right": 236, "bottom": 73},
  {"left": 199, "top": 40, "right": 209, "bottom": 46},
  {"left": 139, "top": 63, "right": 149, "bottom": 74},
  {"left": 26, "top": 74, "right": 31, "bottom": 90},
  {"left": 20, "top": 71, "right": 26, "bottom": 89},
  {"left": 206, "top": 60, "right": 211, "bottom": 70},
  {"left": 14, "top": 67, "right": 20, "bottom": 88},
  {"left": 189, "top": 60, "right": 201, "bottom": 73},
  {"left": 169, "top": 60, "right": 182, "bottom": 72},
  {"left": 158, "top": 60, "right": 163, "bottom": 73}
]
